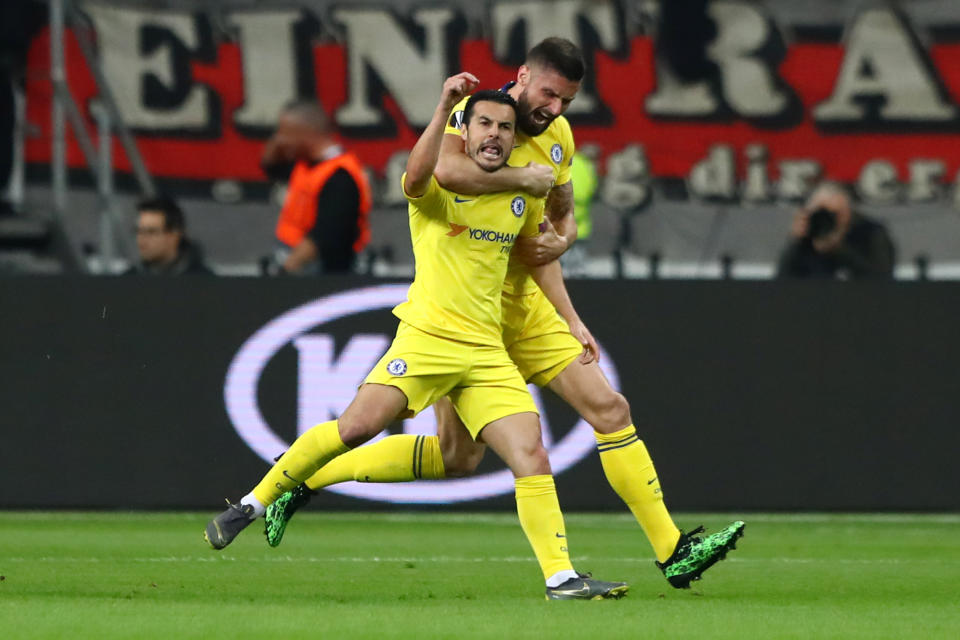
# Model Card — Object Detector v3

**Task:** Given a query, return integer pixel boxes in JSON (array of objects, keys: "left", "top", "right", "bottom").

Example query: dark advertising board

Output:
[{"left": 1, "top": 277, "right": 957, "bottom": 511}]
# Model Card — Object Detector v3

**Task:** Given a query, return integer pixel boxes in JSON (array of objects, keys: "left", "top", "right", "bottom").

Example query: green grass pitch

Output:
[{"left": 1, "top": 511, "right": 958, "bottom": 639}]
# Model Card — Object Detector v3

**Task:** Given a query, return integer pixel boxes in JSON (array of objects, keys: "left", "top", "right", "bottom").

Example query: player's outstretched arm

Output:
[
  {"left": 528, "top": 260, "right": 598, "bottom": 364},
  {"left": 435, "top": 135, "right": 555, "bottom": 198},
  {"left": 405, "top": 72, "right": 479, "bottom": 198}
]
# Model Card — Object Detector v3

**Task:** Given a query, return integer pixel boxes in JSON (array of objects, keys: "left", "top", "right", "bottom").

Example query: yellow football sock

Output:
[
  {"left": 252, "top": 420, "right": 350, "bottom": 505},
  {"left": 515, "top": 475, "right": 575, "bottom": 580},
  {"left": 596, "top": 425, "right": 681, "bottom": 562},
  {"left": 305, "top": 434, "right": 445, "bottom": 490}
]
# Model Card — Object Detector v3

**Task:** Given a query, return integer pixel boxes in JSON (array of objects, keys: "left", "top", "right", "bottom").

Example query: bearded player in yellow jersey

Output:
[
  {"left": 205, "top": 72, "right": 628, "bottom": 600},
  {"left": 266, "top": 39, "right": 744, "bottom": 590}
]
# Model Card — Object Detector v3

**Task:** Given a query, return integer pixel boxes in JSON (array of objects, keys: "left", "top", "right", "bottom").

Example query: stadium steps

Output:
[{"left": 0, "top": 210, "right": 83, "bottom": 274}]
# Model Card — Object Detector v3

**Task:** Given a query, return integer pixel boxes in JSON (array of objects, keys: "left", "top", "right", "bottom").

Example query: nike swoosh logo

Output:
[
  {"left": 447, "top": 223, "right": 468, "bottom": 237},
  {"left": 454, "top": 196, "right": 473, "bottom": 203},
  {"left": 647, "top": 477, "right": 658, "bottom": 485},
  {"left": 283, "top": 470, "right": 298, "bottom": 483},
  {"left": 555, "top": 532, "right": 566, "bottom": 538}
]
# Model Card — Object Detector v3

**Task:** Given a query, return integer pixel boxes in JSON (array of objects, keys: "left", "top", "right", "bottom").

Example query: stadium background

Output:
[
  {"left": 2, "top": 0, "right": 960, "bottom": 511},
  {"left": 15, "top": 0, "right": 960, "bottom": 275}
]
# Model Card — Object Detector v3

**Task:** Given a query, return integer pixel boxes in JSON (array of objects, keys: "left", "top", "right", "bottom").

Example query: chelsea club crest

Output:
[
  {"left": 387, "top": 359, "right": 408, "bottom": 376},
  {"left": 510, "top": 196, "right": 526, "bottom": 217},
  {"left": 550, "top": 143, "right": 563, "bottom": 164}
]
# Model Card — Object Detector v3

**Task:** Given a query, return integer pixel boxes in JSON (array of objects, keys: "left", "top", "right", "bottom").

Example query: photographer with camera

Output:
[{"left": 777, "top": 182, "right": 895, "bottom": 279}]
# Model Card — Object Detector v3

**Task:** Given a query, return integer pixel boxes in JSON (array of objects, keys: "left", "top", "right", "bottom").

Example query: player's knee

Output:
[
  {"left": 589, "top": 391, "right": 632, "bottom": 433},
  {"left": 336, "top": 416, "right": 382, "bottom": 447},
  {"left": 507, "top": 437, "right": 551, "bottom": 476},
  {"left": 524, "top": 445, "right": 552, "bottom": 476}
]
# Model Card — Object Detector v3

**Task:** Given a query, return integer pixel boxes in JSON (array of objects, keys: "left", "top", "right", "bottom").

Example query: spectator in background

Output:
[
  {"left": 260, "top": 101, "right": 372, "bottom": 275},
  {"left": 126, "top": 197, "right": 212, "bottom": 275},
  {"left": 560, "top": 146, "right": 599, "bottom": 277},
  {"left": 777, "top": 182, "right": 895, "bottom": 279}
]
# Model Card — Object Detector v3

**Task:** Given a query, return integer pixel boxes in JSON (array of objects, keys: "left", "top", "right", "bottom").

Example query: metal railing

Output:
[{"left": 46, "top": 0, "right": 156, "bottom": 273}]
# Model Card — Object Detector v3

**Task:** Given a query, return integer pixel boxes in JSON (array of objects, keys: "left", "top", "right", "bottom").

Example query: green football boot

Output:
[
  {"left": 545, "top": 572, "right": 629, "bottom": 600},
  {"left": 656, "top": 521, "right": 745, "bottom": 588},
  {"left": 264, "top": 484, "right": 315, "bottom": 547}
]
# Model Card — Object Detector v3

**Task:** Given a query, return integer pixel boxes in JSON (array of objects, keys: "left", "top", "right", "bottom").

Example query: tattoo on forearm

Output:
[{"left": 546, "top": 182, "right": 574, "bottom": 223}]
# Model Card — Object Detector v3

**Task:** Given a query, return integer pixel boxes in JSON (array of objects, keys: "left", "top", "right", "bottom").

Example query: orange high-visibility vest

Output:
[{"left": 275, "top": 152, "right": 372, "bottom": 252}]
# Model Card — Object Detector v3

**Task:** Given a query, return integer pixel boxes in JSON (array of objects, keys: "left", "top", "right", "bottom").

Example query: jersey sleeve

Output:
[
  {"left": 444, "top": 96, "right": 471, "bottom": 137},
  {"left": 519, "top": 198, "right": 546, "bottom": 238},
  {"left": 553, "top": 117, "right": 576, "bottom": 187},
  {"left": 401, "top": 172, "right": 449, "bottom": 220}
]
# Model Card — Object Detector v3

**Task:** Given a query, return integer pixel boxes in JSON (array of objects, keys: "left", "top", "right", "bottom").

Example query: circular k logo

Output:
[{"left": 224, "top": 284, "right": 621, "bottom": 504}]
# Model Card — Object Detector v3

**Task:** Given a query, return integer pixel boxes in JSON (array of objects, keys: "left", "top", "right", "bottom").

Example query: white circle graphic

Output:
[{"left": 224, "top": 284, "right": 620, "bottom": 504}]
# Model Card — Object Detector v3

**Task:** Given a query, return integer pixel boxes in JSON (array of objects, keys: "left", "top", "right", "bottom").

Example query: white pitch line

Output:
[
  {"left": 257, "top": 512, "right": 960, "bottom": 525},
  {"left": 711, "top": 513, "right": 960, "bottom": 524},
  {"left": 6, "top": 512, "right": 960, "bottom": 524},
  {"left": 4, "top": 555, "right": 956, "bottom": 565}
]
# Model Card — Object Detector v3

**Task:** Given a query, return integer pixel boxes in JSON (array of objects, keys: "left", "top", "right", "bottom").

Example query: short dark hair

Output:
[
  {"left": 463, "top": 90, "right": 518, "bottom": 126},
  {"left": 526, "top": 37, "right": 585, "bottom": 82},
  {"left": 137, "top": 196, "right": 185, "bottom": 233},
  {"left": 281, "top": 99, "right": 331, "bottom": 133}
]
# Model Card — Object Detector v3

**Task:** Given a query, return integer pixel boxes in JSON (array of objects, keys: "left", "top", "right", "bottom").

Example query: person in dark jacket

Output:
[
  {"left": 126, "top": 196, "right": 212, "bottom": 275},
  {"left": 777, "top": 182, "right": 895, "bottom": 279}
]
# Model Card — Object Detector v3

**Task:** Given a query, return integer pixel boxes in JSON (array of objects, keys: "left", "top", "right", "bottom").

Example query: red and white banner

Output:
[{"left": 24, "top": 0, "right": 960, "bottom": 207}]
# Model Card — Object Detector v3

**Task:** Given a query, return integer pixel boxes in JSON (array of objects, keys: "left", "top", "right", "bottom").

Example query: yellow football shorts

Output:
[
  {"left": 502, "top": 287, "right": 585, "bottom": 387},
  {"left": 364, "top": 321, "right": 538, "bottom": 439}
]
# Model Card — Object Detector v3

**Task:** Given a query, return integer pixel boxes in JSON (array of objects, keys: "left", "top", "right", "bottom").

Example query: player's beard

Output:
[{"left": 516, "top": 90, "right": 555, "bottom": 136}]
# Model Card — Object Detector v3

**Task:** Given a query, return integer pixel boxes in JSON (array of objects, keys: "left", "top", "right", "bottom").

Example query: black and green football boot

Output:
[
  {"left": 657, "top": 521, "right": 745, "bottom": 588},
  {"left": 264, "top": 484, "right": 315, "bottom": 547}
]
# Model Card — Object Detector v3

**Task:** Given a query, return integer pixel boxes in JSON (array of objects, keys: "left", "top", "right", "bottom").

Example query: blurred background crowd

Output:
[{"left": 2, "top": 0, "right": 959, "bottom": 281}]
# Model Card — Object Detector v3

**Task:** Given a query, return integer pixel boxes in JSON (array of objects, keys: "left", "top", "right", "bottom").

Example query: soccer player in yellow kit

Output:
[
  {"left": 265, "top": 38, "right": 744, "bottom": 590},
  {"left": 205, "top": 72, "right": 628, "bottom": 600}
]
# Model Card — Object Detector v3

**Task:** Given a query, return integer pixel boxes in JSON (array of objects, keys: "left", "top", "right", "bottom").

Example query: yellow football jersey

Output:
[
  {"left": 394, "top": 174, "right": 544, "bottom": 346},
  {"left": 445, "top": 93, "right": 576, "bottom": 295}
]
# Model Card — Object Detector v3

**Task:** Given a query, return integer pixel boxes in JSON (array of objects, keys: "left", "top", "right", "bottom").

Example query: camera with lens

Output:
[{"left": 806, "top": 207, "right": 837, "bottom": 239}]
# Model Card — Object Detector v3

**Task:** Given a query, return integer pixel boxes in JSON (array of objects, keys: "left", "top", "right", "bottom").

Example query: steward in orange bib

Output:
[{"left": 261, "top": 101, "right": 372, "bottom": 274}]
